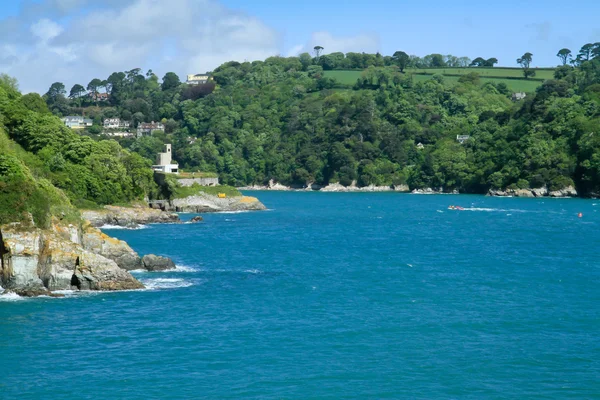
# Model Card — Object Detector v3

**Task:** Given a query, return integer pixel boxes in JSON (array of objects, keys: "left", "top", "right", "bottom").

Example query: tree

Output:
[
  {"left": 485, "top": 58, "right": 498, "bottom": 67},
  {"left": 45, "top": 82, "right": 66, "bottom": 102},
  {"left": 470, "top": 57, "right": 486, "bottom": 67},
  {"left": 313, "top": 46, "right": 324, "bottom": 59},
  {"left": 87, "top": 78, "right": 103, "bottom": 95},
  {"left": 592, "top": 43, "right": 600, "bottom": 60},
  {"left": 69, "top": 84, "right": 86, "bottom": 100},
  {"left": 557, "top": 48, "right": 572, "bottom": 66},
  {"left": 392, "top": 51, "right": 410, "bottom": 72},
  {"left": 578, "top": 43, "right": 594, "bottom": 62},
  {"left": 517, "top": 52, "right": 535, "bottom": 79},
  {"left": 298, "top": 53, "right": 313, "bottom": 71},
  {"left": 20, "top": 93, "right": 49, "bottom": 114},
  {"left": 161, "top": 72, "right": 181, "bottom": 91}
]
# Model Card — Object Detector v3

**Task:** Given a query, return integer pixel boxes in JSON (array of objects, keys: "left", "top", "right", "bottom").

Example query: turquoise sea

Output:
[{"left": 1, "top": 193, "right": 599, "bottom": 399}]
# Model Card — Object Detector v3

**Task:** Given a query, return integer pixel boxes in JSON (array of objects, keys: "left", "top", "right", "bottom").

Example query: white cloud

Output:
[
  {"left": 0, "top": 0, "right": 280, "bottom": 93},
  {"left": 286, "top": 44, "right": 304, "bottom": 57},
  {"left": 30, "top": 18, "right": 63, "bottom": 42},
  {"left": 307, "top": 31, "right": 380, "bottom": 54}
]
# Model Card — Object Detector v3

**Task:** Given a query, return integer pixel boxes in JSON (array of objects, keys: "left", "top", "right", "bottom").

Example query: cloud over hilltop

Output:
[
  {"left": 0, "top": 0, "right": 280, "bottom": 93},
  {"left": 0, "top": 0, "right": 383, "bottom": 93}
]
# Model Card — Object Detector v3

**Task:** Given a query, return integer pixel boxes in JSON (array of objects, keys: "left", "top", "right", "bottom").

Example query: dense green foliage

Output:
[
  {"left": 0, "top": 75, "right": 157, "bottom": 215},
  {"left": 39, "top": 46, "right": 600, "bottom": 196}
]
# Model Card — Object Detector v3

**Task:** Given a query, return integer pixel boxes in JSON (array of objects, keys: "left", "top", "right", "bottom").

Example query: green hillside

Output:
[{"left": 324, "top": 68, "right": 553, "bottom": 92}]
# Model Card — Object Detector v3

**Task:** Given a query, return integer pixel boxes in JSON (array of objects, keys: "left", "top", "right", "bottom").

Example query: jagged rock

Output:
[
  {"left": 488, "top": 186, "right": 577, "bottom": 198},
  {"left": 190, "top": 216, "right": 204, "bottom": 223},
  {"left": 81, "top": 224, "right": 142, "bottom": 271},
  {"left": 81, "top": 205, "right": 180, "bottom": 228},
  {"left": 1, "top": 223, "right": 144, "bottom": 296},
  {"left": 3, "top": 288, "right": 64, "bottom": 298},
  {"left": 167, "top": 194, "right": 267, "bottom": 213},
  {"left": 549, "top": 186, "right": 578, "bottom": 197},
  {"left": 142, "top": 254, "right": 176, "bottom": 271}
]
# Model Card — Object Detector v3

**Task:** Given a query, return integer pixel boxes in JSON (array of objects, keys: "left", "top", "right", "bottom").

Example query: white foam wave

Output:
[
  {"left": 99, "top": 224, "right": 149, "bottom": 230},
  {"left": 175, "top": 265, "right": 197, "bottom": 272},
  {"left": 243, "top": 269, "right": 262, "bottom": 274},
  {"left": 140, "top": 278, "right": 193, "bottom": 290},
  {"left": 218, "top": 210, "right": 250, "bottom": 214},
  {"left": 462, "top": 207, "right": 527, "bottom": 213},
  {"left": 0, "top": 292, "right": 25, "bottom": 302}
]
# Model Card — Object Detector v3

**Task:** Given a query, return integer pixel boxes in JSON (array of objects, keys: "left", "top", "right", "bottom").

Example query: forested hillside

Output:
[
  {"left": 0, "top": 75, "right": 156, "bottom": 225},
  {"left": 32, "top": 46, "right": 600, "bottom": 196}
]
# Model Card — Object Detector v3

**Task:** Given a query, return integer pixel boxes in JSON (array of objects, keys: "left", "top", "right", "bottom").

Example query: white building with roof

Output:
[
  {"left": 152, "top": 144, "right": 179, "bottom": 174},
  {"left": 62, "top": 116, "right": 93, "bottom": 129}
]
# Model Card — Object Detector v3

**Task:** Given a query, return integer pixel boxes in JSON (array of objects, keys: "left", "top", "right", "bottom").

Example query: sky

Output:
[{"left": 0, "top": 0, "right": 598, "bottom": 93}]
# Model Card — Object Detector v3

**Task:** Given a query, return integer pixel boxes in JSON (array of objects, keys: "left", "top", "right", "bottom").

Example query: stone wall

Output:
[{"left": 178, "top": 177, "right": 220, "bottom": 187}]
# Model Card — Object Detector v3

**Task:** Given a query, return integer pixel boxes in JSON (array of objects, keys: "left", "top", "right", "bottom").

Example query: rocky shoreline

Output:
[
  {"left": 238, "top": 180, "right": 580, "bottom": 198},
  {"left": 150, "top": 194, "right": 267, "bottom": 213},
  {"left": 1, "top": 210, "right": 181, "bottom": 298},
  {"left": 239, "top": 179, "right": 409, "bottom": 193},
  {"left": 81, "top": 205, "right": 180, "bottom": 228},
  {"left": 487, "top": 186, "right": 578, "bottom": 198}
]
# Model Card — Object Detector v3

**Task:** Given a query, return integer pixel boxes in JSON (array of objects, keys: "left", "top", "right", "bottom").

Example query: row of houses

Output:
[{"left": 61, "top": 116, "right": 165, "bottom": 137}]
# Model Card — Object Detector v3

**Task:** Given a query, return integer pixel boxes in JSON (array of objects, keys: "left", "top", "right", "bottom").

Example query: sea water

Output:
[{"left": 1, "top": 193, "right": 599, "bottom": 399}]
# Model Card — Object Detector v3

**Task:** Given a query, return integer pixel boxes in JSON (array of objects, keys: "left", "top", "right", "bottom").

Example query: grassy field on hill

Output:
[
  {"left": 324, "top": 68, "right": 551, "bottom": 92},
  {"left": 409, "top": 67, "right": 555, "bottom": 80}
]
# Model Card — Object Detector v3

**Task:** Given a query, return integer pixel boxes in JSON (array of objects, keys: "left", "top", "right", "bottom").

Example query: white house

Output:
[
  {"left": 103, "top": 118, "right": 130, "bottom": 129},
  {"left": 62, "top": 116, "right": 93, "bottom": 129},
  {"left": 186, "top": 74, "right": 211, "bottom": 85},
  {"left": 152, "top": 144, "right": 179, "bottom": 174},
  {"left": 137, "top": 121, "right": 165, "bottom": 137},
  {"left": 457, "top": 135, "right": 471, "bottom": 144}
]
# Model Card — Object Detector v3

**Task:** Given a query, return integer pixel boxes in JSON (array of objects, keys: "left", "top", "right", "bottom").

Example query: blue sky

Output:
[{"left": 0, "top": 0, "right": 599, "bottom": 92}]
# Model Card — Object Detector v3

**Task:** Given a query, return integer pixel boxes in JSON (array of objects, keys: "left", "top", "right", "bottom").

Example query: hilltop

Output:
[{"left": 17, "top": 43, "right": 600, "bottom": 196}]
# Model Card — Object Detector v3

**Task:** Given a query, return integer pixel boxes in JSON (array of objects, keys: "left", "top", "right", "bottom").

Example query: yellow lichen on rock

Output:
[{"left": 239, "top": 196, "right": 259, "bottom": 203}]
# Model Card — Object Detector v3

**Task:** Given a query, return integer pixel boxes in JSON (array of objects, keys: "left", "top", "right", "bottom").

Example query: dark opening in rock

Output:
[
  {"left": 0, "top": 231, "right": 6, "bottom": 273},
  {"left": 70, "top": 257, "right": 81, "bottom": 289}
]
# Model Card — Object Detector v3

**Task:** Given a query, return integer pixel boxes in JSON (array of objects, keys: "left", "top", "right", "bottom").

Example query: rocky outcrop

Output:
[
  {"left": 81, "top": 205, "right": 180, "bottom": 228},
  {"left": 1, "top": 222, "right": 144, "bottom": 296},
  {"left": 159, "top": 193, "right": 267, "bottom": 213},
  {"left": 239, "top": 179, "right": 410, "bottom": 193},
  {"left": 488, "top": 186, "right": 578, "bottom": 198},
  {"left": 142, "top": 254, "right": 176, "bottom": 271},
  {"left": 81, "top": 223, "right": 143, "bottom": 271},
  {"left": 411, "top": 188, "right": 459, "bottom": 194},
  {"left": 190, "top": 216, "right": 203, "bottom": 223}
]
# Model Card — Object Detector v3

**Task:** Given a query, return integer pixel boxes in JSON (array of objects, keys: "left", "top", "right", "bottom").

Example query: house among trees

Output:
[
  {"left": 89, "top": 92, "right": 109, "bottom": 102},
  {"left": 61, "top": 116, "right": 93, "bottom": 129},
  {"left": 456, "top": 135, "right": 470, "bottom": 144},
  {"left": 152, "top": 144, "right": 179, "bottom": 174},
  {"left": 137, "top": 121, "right": 165, "bottom": 138},
  {"left": 186, "top": 74, "right": 211, "bottom": 85},
  {"left": 103, "top": 118, "right": 130, "bottom": 129},
  {"left": 512, "top": 92, "right": 527, "bottom": 101}
]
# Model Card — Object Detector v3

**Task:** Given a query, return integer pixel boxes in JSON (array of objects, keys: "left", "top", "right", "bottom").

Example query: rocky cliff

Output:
[
  {"left": 1, "top": 220, "right": 144, "bottom": 297},
  {"left": 153, "top": 194, "right": 267, "bottom": 213},
  {"left": 488, "top": 186, "right": 578, "bottom": 198},
  {"left": 238, "top": 179, "right": 410, "bottom": 192},
  {"left": 81, "top": 205, "right": 180, "bottom": 228}
]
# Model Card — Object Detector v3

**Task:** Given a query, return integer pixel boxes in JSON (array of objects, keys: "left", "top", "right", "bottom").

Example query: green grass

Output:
[
  {"left": 174, "top": 171, "right": 219, "bottom": 179},
  {"left": 324, "top": 70, "right": 364, "bottom": 86},
  {"left": 411, "top": 74, "right": 543, "bottom": 92},
  {"left": 173, "top": 184, "right": 241, "bottom": 199},
  {"left": 324, "top": 68, "right": 547, "bottom": 93},
  {"left": 408, "top": 67, "right": 555, "bottom": 80}
]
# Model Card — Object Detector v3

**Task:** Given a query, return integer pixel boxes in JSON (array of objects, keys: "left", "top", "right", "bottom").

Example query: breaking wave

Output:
[{"left": 99, "top": 224, "right": 149, "bottom": 230}]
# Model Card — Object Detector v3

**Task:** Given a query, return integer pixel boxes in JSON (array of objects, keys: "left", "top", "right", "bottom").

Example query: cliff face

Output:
[
  {"left": 154, "top": 194, "right": 267, "bottom": 213},
  {"left": 81, "top": 205, "right": 180, "bottom": 228},
  {"left": 0, "top": 221, "right": 144, "bottom": 296}
]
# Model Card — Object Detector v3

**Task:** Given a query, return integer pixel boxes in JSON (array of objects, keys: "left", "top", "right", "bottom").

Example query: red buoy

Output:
[{"left": 578, "top": 213, "right": 583, "bottom": 218}]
